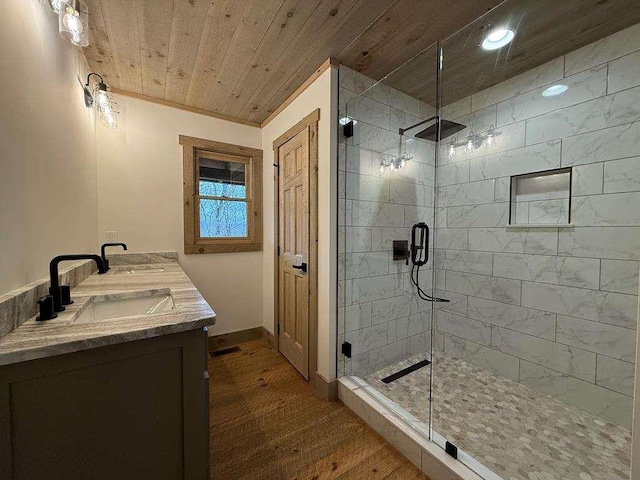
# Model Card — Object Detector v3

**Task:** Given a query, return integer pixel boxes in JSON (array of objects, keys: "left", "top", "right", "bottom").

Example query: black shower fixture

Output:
[{"left": 399, "top": 116, "right": 466, "bottom": 142}]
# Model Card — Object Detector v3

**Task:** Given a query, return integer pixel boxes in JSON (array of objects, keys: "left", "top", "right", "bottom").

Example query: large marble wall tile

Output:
[
  {"left": 492, "top": 253, "right": 600, "bottom": 289},
  {"left": 527, "top": 199, "right": 569, "bottom": 224},
  {"left": 562, "top": 121, "right": 640, "bottom": 167},
  {"left": 451, "top": 104, "right": 497, "bottom": 139},
  {"left": 441, "top": 96, "right": 471, "bottom": 120},
  {"left": 348, "top": 95, "right": 391, "bottom": 129},
  {"left": 351, "top": 200, "right": 405, "bottom": 227},
  {"left": 440, "top": 122, "right": 526, "bottom": 165},
  {"left": 390, "top": 107, "right": 421, "bottom": 134},
  {"left": 389, "top": 180, "right": 433, "bottom": 207},
  {"left": 600, "top": 259, "right": 640, "bottom": 295},
  {"left": 388, "top": 312, "right": 430, "bottom": 343},
  {"left": 572, "top": 192, "right": 640, "bottom": 226},
  {"left": 467, "top": 297, "right": 556, "bottom": 340},
  {"left": 519, "top": 360, "right": 632, "bottom": 427},
  {"left": 608, "top": 50, "right": 640, "bottom": 94},
  {"left": 345, "top": 323, "right": 389, "bottom": 355},
  {"left": 371, "top": 294, "right": 420, "bottom": 325},
  {"left": 435, "top": 311, "right": 491, "bottom": 346},
  {"left": 596, "top": 356, "right": 635, "bottom": 396},
  {"left": 445, "top": 271, "right": 521, "bottom": 305},
  {"left": 521, "top": 281, "right": 637, "bottom": 328},
  {"left": 404, "top": 331, "right": 431, "bottom": 357},
  {"left": 434, "top": 290, "right": 468, "bottom": 316},
  {"left": 437, "top": 161, "right": 469, "bottom": 186},
  {"left": 340, "top": 66, "right": 375, "bottom": 94},
  {"left": 604, "top": 156, "right": 640, "bottom": 193},
  {"left": 437, "top": 179, "right": 495, "bottom": 207},
  {"left": 558, "top": 226, "right": 640, "bottom": 260},
  {"left": 444, "top": 334, "right": 520, "bottom": 381},
  {"left": 351, "top": 121, "right": 399, "bottom": 153},
  {"left": 496, "top": 65, "right": 607, "bottom": 127},
  {"left": 526, "top": 86, "right": 640, "bottom": 145},
  {"left": 468, "top": 227, "right": 558, "bottom": 255},
  {"left": 436, "top": 249, "right": 493, "bottom": 275},
  {"left": 350, "top": 273, "right": 407, "bottom": 304},
  {"left": 345, "top": 146, "right": 375, "bottom": 175},
  {"left": 471, "top": 57, "right": 565, "bottom": 111},
  {"left": 343, "top": 226, "right": 372, "bottom": 253},
  {"left": 572, "top": 163, "right": 604, "bottom": 196},
  {"left": 385, "top": 87, "right": 422, "bottom": 117},
  {"left": 468, "top": 140, "right": 561, "bottom": 181},
  {"left": 435, "top": 228, "right": 468, "bottom": 251},
  {"left": 346, "top": 252, "right": 390, "bottom": 279},
  {"left": 346, "top": 172, "right": 389, "bottom": 202},
  {"left": 350, "top": 340, "right": 405, "bottom": 377},
  {"left": 403, "top": 206, "right": 434, "bottom": 228},
  {"left": 371, "top": 226, "right": 411, "bottom": 251},
  {"left": 556, "top": 315, "right": 636, "bottom": 362},
  {"left": 564, "top": 23, "right": 640, "bottom": 76},
  {"left": 344, "top": 303, "right": 373, "bottom": 333},
  {"left": 492, "top": 327, "right": 596, "bottom": 381},
  {"left": 446, "top": 203, "right": 509, "bottom": 228}
]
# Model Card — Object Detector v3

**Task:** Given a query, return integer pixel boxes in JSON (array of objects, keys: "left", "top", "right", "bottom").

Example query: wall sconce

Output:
[
  {"left": 43, "top": 0, "right": 70, "bottom": 14},
  {"left": 447, "top": 125, "right": 499, "bottom": 158},
  {"left": 58, "top": 0, "right": 89, "bottom": 47},
  {"left": 83, "top": 73, "right": 119, "bottom": 129}
]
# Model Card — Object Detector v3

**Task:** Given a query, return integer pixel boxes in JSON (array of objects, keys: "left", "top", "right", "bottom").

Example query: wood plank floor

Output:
[{"left": 209, "top": 340, "right": 430, "bottom": 480}]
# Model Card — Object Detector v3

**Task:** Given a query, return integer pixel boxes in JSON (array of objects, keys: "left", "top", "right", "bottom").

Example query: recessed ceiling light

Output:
[
  {"left": 542, "top": 84, "right": 569, "bottom": 97},
  {"left": 481, "top": 28, "right": 516, "bottom": 50}
]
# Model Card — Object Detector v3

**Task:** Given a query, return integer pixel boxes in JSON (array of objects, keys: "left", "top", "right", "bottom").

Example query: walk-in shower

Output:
[{"left": 337, "top": 0, "right": 640, "bottom": 478}]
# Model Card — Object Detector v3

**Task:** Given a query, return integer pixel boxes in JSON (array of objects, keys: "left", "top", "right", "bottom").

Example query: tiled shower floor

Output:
[{"left": 365, "top": 353, "right": 631, "bottom": 480}]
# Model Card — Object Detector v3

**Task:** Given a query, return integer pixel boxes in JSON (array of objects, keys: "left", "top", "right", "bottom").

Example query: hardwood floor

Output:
[{"left": 209, "top": 340, "right": 430, "bottom": 480}]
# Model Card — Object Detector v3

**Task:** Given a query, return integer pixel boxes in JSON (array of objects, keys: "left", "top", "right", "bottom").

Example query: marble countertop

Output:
[{"left": 0, "top": 257, "right": 216, "bottom": 366}]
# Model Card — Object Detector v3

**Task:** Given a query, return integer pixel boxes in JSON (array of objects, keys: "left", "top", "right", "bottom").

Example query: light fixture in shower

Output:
[
  {"left": 379, "top": 152, "right": 411, "bottom": 173},
  {"left": 339, "top": 116, "right": 357, "bottom": 126},
  {"left": 542, "top": 84, "right": 569, "bottom": 97},
  {"left": 481, "top": 27, "right": 515, "bottom": 50},
  {"left": 447, "top": 125, "right": 499, "bottom": 158},
  {"left": 43, "top": 0, "right": 70, "bottom": 14},
  {"left": 83, "top": 73, "right": 119, "bottom": 129},
  {"left": 58, "top": 0, "right": 89, "bottom": 47}
]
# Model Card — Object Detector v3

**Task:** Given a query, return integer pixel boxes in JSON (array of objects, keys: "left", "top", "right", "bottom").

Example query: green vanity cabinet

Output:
[{"left": 0, "top": 328, "right": 210, "bottom": 480}]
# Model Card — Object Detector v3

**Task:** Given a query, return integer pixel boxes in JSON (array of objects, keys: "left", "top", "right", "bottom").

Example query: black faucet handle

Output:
[
  {"left": 37, "top": 295, "right": 57, "bottom": 321},
  {"left": 61, "top": 285, "right": 74, "bottom": 306}
]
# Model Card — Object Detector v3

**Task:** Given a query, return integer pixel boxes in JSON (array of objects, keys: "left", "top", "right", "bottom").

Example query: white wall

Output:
[
  {"left": 96, "top": 96, "right": 263, "bottom": 335},
  {"left": 261, "top": 68, "right": 338, "bottom": 380},
  {"left": 0, "top": 0, "right": 98, "bottom": 295}
]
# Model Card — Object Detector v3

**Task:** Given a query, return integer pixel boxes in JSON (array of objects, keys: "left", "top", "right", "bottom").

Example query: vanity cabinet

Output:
[{"left": 0, "top": 328, "right": 210, "bottom": 480}]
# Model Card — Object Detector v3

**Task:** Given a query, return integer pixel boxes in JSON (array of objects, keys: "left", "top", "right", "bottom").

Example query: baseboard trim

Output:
[
  {"left": 262, "top": 327, "right": 275, "bottom": 349},
  {"left": 208, "top": 327, "right": 263, "bottom": 351},
  {"left": 315, "top": 372, "right": 338, "bottom": 401}
]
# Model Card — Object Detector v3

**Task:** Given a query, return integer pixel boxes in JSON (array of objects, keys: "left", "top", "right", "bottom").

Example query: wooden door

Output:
[{"left": 277, "top": 127, "right": 310, "bottom": 379}]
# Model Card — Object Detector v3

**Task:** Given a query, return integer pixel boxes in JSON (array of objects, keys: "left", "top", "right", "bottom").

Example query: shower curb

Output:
[{"left": 338, "top": 376, "right": 493, "bottom": 480}]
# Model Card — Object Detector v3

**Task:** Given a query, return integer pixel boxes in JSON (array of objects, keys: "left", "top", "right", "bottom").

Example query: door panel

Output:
[{"left": 278, "top": 127, "right": 310, "bottom": 379}]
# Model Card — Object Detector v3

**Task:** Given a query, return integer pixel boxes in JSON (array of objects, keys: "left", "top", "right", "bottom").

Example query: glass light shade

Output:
[
  {"left": 102, "top": 111, "right": 118, "bottom": 129},
  {"left": 59, "top": 0, "right": 89, "bottom": 47},
  {"left": 44, "top": 0, "right": 70, "bottom": 14}
]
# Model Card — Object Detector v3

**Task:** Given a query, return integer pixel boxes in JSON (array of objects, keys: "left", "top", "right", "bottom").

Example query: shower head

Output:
[
  {"left": 399, "top": 116, "right": 467, "bottom": 142},
  {"left": 415, "top": 119, "right": 466, "bottom": 141}
]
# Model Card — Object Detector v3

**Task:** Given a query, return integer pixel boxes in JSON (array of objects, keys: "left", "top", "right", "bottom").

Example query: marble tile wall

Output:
[
  {"left": 338, "top": 65, "right": 437, "bottom": 379},
  {"left": 433, "top": 22, "right": 640, "bottom": 427}
]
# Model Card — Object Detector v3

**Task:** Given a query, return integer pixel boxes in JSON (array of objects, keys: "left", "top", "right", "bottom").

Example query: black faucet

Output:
[
  {"left": 101, "top": 242, "right": 128, "bottom": 271},
  {"left": 49, "top": 255, "right": 107, "bottom": 313}
]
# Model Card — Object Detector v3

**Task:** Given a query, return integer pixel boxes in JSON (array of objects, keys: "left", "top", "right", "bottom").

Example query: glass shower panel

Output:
[
  {"left": 337, "top": 44, "right": 439, "bottom": 430},
  {"left": 434, "top": 1, "right": 640, "bottom": 478}
]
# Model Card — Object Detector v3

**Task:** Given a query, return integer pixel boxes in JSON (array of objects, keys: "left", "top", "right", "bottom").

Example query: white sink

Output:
[
  {"left": 114, "top": 266, "right": 166, "bottom": 275},
  {"left": 74, "top": 290, "right": 175, "bottom": 323}
]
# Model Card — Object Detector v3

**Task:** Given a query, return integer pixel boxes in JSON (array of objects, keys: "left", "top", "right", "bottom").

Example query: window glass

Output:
[
  {"left": 199, "top": 199, "right": 248, "bottom": 238},
  {"left": 198, "top": 157, "right": 246, "bottom": 199}
]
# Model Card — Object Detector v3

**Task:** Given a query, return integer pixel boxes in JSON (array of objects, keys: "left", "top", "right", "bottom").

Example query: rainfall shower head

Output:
[
  {"left": 399, "top": 116, "right": 466, "bottom": 142},
  {"left": 415, "top": 119, "right": 466, "bottom": 141}
]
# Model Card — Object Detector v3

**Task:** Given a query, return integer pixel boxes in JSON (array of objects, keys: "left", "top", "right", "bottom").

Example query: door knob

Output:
[{"left": 292, "top": 262, "right": 307, "bottom": 273}]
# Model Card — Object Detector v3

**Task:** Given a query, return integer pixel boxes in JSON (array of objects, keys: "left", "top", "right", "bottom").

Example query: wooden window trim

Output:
[{"left": 179, "top": 135, "right": 263, "bottom": 254}]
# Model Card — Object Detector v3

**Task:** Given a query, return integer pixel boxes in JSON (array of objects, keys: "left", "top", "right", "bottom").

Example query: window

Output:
[{"left": 180, "top": 135, "right": 262, "bottom": 254}]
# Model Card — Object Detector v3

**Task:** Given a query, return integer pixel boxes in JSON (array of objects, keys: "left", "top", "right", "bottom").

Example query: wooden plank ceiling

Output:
[
  {"left": 83, "top": 0, "right": 501, "bottom": 124},
  {"left": 83, "top": 0, "right": 640, "bottom": 125}
]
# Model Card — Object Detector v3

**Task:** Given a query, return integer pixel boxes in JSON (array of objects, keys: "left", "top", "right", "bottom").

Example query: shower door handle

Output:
[{"left": 292, "top": 262, "right": 307, "bottom": 273}]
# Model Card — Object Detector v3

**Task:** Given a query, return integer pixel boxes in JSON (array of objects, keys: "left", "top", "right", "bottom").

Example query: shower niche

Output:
[{"left": 509, "top": 167, "right": 572, "bottom": 226}]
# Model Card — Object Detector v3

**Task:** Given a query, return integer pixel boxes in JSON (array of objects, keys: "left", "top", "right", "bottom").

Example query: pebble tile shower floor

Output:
[{"left": 365, "top": 353, "right": 631, "bottom": 480}]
